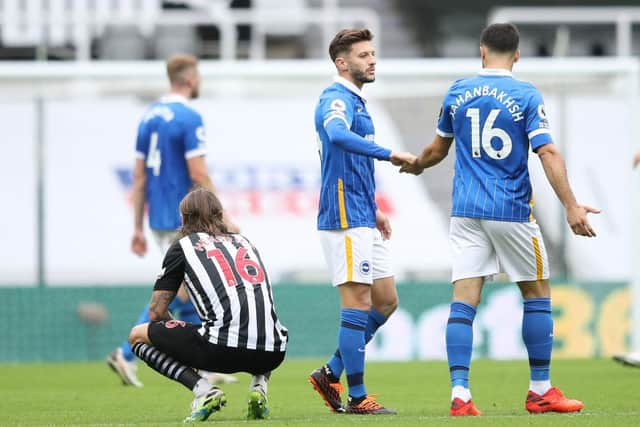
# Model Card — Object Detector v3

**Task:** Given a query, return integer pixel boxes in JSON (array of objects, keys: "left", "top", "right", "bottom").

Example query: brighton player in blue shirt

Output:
[
  {"left": 308, "top": 28, "right": 415, "bottom": 415},
  {"left": 401, "top": 23, "right": 599, "bottom": 416},
  {"left": 107, "top": 54, "right": 238, "bottom": 388}
]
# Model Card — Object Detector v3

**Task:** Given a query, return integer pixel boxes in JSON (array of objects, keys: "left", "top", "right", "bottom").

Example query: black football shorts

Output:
[{"left": 148, "top": 320, "right": 285, "bottom": 375}]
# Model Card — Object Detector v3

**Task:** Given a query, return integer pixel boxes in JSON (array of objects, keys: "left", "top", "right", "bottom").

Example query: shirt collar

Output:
[
  {"left": 478, "top": 68, "right": 513, "bottom": 77},
  {"left": 333, "top": 76, "right": 367, "bottom": 102},
  {"left": 159, "top": 93, "right": 190, "bottom": 104}
]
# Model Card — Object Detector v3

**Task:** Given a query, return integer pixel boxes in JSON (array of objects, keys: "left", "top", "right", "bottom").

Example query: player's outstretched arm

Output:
[
  {"left": 325, "top": 118, "right": 392, "bottom": 161},
  {"left": 131, "top": 158, "right": 148, "bottom": 256},
  {"left": 400, "top": 134, "right": 452, "bottom": 175},
  {"left": 537, "top": 143, "right": 600, "bottom": 237}
]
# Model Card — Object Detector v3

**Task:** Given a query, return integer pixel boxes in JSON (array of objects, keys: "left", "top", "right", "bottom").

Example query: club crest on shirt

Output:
[
  {"left": 330, "top": 99, "right": 347, "bottom": 112},
  {"left": 360, "top": 261, "right": 371, "bottom": 275},
  {"left": 196, "top": 126, "right": 207, "bottom": 142}
]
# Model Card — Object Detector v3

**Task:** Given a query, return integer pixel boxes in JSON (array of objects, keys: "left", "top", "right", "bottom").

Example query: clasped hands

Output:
[{"left": 390, "top": 152, "right": 423, "bottom": 175}]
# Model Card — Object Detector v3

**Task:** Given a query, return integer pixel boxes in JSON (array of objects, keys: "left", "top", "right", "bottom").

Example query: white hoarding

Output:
[
  {"left": 1, "top": 92, "right": 633, "bottom": 285},
  {"left": 41, "top": 97, "right": 450, "bottom": 285},
  {"left": 0, "top": 102, "right": 37, "bottom": 285}
]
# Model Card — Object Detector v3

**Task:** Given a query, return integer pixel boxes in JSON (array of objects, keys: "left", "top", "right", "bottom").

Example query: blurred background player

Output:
[
  {"left": 107, "top": 54, "right": 238, "bottom": 388},
  {"left": 128, "top": 188, "right": 288, "bottom": 422},
  {"left": 400, "top": 23, "right": 598, "bottom": 416},
  {"left": 308, "top": 28, "right": 415, "bottom": 415},
  {"left": 612, "top": 149, "right": 640, "bottom": 367}
]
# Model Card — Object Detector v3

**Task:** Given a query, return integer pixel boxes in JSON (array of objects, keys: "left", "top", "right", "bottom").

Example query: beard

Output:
[
  {"left": 191, "top": 86, "right": 200, "bottom": 99},
  {"left": 350, "top": 67, "right": 375, "bottom": 84}
]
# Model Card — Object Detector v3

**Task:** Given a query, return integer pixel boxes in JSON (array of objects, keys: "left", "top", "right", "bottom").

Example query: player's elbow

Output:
[
  {"left": 128, "top": 324, "right": 149, "bottom": 346},
  {"left": 148, "top": 309, "right": 164, "bottom": 323},
  {"left": 132, "top": 173, "right": 146, "bottom": 192},
  {"left": 326, "top": 130, "right": 346, "bottom": 147},
  {"left": 537, "top": 145, "right": 566, "bottom": 174},
  {"left": 325, "top": 120, "right": 350, "bottom": 145},
  {"left": 536, "top": 143, "right": 560, "bottom": 162}
]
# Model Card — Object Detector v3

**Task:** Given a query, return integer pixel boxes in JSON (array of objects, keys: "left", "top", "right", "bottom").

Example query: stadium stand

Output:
[
  {"left": 3, "top": 1, "right": 640, "bottom": 61},
  {"left": 0, "top": 0, "right": 383, "bottom": 60}
]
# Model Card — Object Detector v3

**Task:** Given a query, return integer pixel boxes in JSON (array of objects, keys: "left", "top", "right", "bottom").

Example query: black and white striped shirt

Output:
[{"left": 154, "top": 232, "right": 288, "bottom": 352}]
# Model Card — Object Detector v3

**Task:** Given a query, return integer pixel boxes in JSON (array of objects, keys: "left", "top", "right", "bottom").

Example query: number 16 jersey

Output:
[{"left": 437, "top": 69, "right": 553, "bottom": 222}]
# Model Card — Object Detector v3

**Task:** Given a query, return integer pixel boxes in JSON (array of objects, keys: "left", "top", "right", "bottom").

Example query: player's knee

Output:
[
  {"left": 128, "top": 323, "right": 149, "bottom": 345},
  {"left": 339, "top": 282, "right": 373, "bottom": 310},
  {"left": 518, "top": 279, "right": 550, "bottom": 299},
  {"left": 375, "top": 295, "right": 399, "bottom": 317}
]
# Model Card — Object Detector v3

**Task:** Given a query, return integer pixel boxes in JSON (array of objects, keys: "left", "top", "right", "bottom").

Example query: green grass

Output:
[{"left": 0, "top": 359, "right": 638, "bottom": 426}]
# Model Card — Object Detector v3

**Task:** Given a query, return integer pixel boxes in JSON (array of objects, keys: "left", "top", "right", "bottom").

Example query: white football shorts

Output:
[
  {"left": 318, "top": 227, "right": 393, "bottom": 286},
  {"left": 152, "top": 229, "right": 178, "bottom": 254},
  {"left": 450, "top": 217, "right": 550, "bottom": 283}
]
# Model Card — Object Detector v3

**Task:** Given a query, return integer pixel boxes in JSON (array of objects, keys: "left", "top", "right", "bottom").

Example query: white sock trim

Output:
[
  {"left": 451, "top": 385, "right": 472, "bottom": 402},
  {"left": 529, "top": 380, "right": 552, "bottom": 395},
  {"left": 250, "top": 374, "right": 268, "bottom": 395},
  {"left": 193, "top": 379, "right": 211, "bottom": 397}
]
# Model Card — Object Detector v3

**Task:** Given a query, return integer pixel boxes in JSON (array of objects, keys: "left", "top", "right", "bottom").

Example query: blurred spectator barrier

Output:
[{"left": 0, "top": 281, "right": 631, "bottom": 362}]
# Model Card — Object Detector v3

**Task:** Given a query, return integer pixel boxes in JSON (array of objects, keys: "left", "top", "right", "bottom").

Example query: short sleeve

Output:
[
  {"left": 436, "top": 89, "right": 454, "bottom": 138},
  {"left": 183, "top": 112, "right": 208, "bottom": 159},
  {"left": 154, "top": 241, "right": 186, "bottom": 292},
  {"left": 321, "top": 96, "right": 355, "bottom": 130},
  {"left": 525, "top": 88, "right": 553, "bottom": 150},
  {"left": 135, "top": 120, "right": 149, "bottom": 159}
]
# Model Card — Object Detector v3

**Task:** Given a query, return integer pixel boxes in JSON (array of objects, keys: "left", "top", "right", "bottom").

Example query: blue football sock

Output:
[
  {"left": 120, "top": 303, "right": 152, "bottom": 361},
  {"left": 522, "top": 298, "right": 553, "bottom": 381},
  {"left": 446, "top": 301, "right": 476, "bottom": 389},
  {"left": 327, "top": 307, "right": 387, "bottom": 379},
  {"left": 338, "top": 308, "right": 368, "bottom": 399}
]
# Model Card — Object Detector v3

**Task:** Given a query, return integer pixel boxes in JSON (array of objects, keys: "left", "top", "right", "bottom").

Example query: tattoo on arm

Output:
[{"left": 149, "top": 290, "right": 176, "bottom": 321}]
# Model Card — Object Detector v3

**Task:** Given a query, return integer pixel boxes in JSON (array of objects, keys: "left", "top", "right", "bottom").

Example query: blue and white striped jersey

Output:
[
  {"left": 315, "top": 77, "right": 387, "bottom": 230},
  {"left": 135, "top": 94, "right": 208, "bottom": 231},
  {"left": 437, "top": 69, "right": 552, "bottom": 222}
]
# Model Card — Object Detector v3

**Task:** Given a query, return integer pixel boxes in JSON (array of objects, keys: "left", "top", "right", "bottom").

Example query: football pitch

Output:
[{"left": 1, "top": 359, "right": 637, "bottom": 426}]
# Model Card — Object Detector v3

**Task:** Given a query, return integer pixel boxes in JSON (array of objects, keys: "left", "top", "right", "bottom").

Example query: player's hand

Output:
[
  {"left": 399, "top": 158, "right": 425, "bottom": 175},
  {"left": 566, "top": 205, "right": 600, "bottom": 237},
  {"left": 633, "top": 152, "right": 640, "bottom": 170},
  {"left": 390, "top": 151, "right": 416, "bottom": 167},
  {"left": 375, "top": 209, "right": 392, "bottom": 240},
  {"left": 131, "top": 230, "right": 147, "bottom": 256}
]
